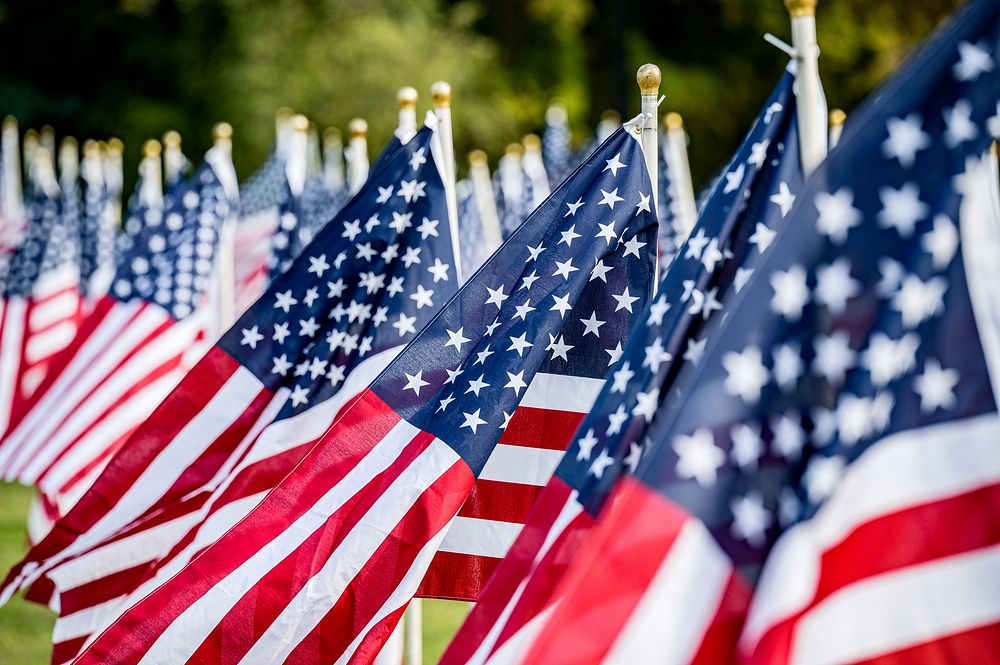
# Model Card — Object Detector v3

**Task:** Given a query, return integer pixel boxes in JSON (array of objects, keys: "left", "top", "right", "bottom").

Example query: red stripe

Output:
[
  {"left": 458, "top": 479, "right": 543, "bottom": 523},
  {"left": 846, "top": 620, "right": 1000, "bottom": 665},
  {"left": 498, "top": 406, "right": 585, "bottom": 451},
  {"left": 345, "top": 605, "right": 407, "bottom": 665},
  {"left": 688, "top": 573, "right": 752, "bottom": 665},
  {"left": 51, "top": 634, "right": 88, "bottom": 665},
  {"left": 418, "top": 551, "right": 501, "bottom": 602}
]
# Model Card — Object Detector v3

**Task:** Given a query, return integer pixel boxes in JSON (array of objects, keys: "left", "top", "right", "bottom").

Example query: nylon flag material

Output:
[
  {"left": 68, "top": 120, "right": 655, "bottom": 665},
  {"left": 0, "top": 155, "right": 230, "bottom": 534},
  {"left": 442, "top": 66, "right": 803, "bottom": 665},
  {"left": 234, "top": 155, "right": 289, "bottom": 313},
  {"left": 517, "top": 3, "right": 1000, "bottom": 663},
  {"left": 0, "top": 122, "right": 459, "bottom": 665}
]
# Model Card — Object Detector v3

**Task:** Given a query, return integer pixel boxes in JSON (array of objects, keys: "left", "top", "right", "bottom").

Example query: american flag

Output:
[
  {"left": 0, "top": 157, "right": 230, "bottom": 534},
  {"left": 64, "top": 119, "right": 656, "bottom": 664},
  {"left": 79, "top": 145, "right": 116, "bottom": 310},
  {"left": 656, "top": 130, "right": 682, "bottom": 272},
  {"left": 513, "top": 3, "right": 1000, "bottom": 663},
  {"left": 442, "top": 66, "right": 803, "bottom": 665},
  {"left": 0, "top": 122, "right": 459, "bottom": 664},
  {"left": 234, "top": 152, "right": 290, "bottom": 311},
  {"left": 543, "top": 102, "right": 574, "bottom": 185}
]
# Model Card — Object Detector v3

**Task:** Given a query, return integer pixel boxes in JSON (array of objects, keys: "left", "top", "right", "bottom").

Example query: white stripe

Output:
[
  {"left": 485, "top": 604, "right": 558, "bottom": 665},
  {"left": 237, "top": 439, "right": 461, "bottom": 665},
  {"left": 135, "top": 417, "right": 421, "bottom": 665},
  {"left": 479, "top": 444, "right": 564, "bottom": 486},
  {"left": 0, "top": 297, "right": 26, "bottom": 436},
  {"left": 23, "top": 319, "right": 78, "bottom": 365},
  {"left": 741, "top": 412, "right": 1000, "bottom": 650},
  {"left": 32, "top": 264, "right": 78, "bottom": 299},
  {"left": 604, "top": 519, "right": 731, "bottom": 665},
  {"left": 52, "top": 598, "right": 124, "bottom": 646},
  {"left": 28, "top": 289, "right": 78, "bottom": 331},
  {"left": 792, "top": 543, "right": 1000, "bottom": 665},
  {"left": 519, "top": 372, "right": 604, "bottom": 413},
  {"left": 438, "top": 516, "right": 522, "bottom": 559}
]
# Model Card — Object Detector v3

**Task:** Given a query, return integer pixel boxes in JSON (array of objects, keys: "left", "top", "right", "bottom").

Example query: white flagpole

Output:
[
  {"left": 275, "top": 107, "right": 295, "bottom": 162},
  {"left": 105, "top": 137, "right": 124, "bottom": 221},
  {"left": 286, "top": 114, "right": 309, "bottom": 197},
  {"left": 40, "top": 125, "right": 56, "bottom": 169},
  {"left": 637, "top": 64, "right": 660, "bottom": 216},
  {"left": 521, "top": 133, "right": 550, "bottom": 206},
  {"left": 138, "top": 139, "right": 164, "bottom": 210},
  {"left": 828, "top": 108, "right": 846, "bottom": 148},
  {"left": 431, "top": 80, "right": 462, "bottom": 281},
  {"left": 346, "top": 118, "right": 369, "bottom": 195},
  {"left": 162, "top": 130, "right": 185, "bottom": 187},
  {"left": 663, "top": 112, "right": 698, "bottom": 241},
  {"left": 58, "top": 137, "right": 79, "bottom": 191},
  {"left": 786, "top": 0, "right": 827, "bottom": 176},
  {"left": 2, "top": 116, "right": 23, "bottom": 221},
  {"left": 404, "top": 598, "right": 423, "bottom": 665},
  {"left": 469, "top": 149, "right": 503, "bottom": 255},
  {"left": 23, "top": 129, "right": 39, "bottom": 185},
  {"left": 208, "top": 121, "right": 240, "bottom": 334},
  {"left": 396, "top": 86, "right": 419, "bottom": 143},
  {"left": 323, "top": 127, "right": 346, "bottom": 192}
]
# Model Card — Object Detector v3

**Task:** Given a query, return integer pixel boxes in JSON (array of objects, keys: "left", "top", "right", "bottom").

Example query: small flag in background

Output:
[
  {"left": 79, "top": 144, "right": 117, "bottom": 310},
  {"left": 67, "top": 118, "right": 656, "bottom": 665},
  {"left": 442, "top": 65, "right": 804, "bottom": 665},
  {"left": 234, "top": 152, "right": 290, "bottom": 310},
  {"left": 543, "top": 102, "right": 574, "bottom": 186},
  {"left": 517, "top": 2, "right": 1000, "bottom": 663}
]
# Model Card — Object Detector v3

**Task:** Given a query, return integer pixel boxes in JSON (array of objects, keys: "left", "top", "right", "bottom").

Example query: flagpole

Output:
[
  {"left": 431, "top": 81, "right": 462, "bottom": 282},
  {"left": 2, "top": 116, "right": 23, "bottom": 221},
  {"left": 469, "top": 149, "right": 503, "bottom": 256},
  {"left": 346, "top": 118, "right": 369, "bottom": 195},
  {"left": 275, "top": 107, "right": 294, "bottom": 162},
  {"left": 105, "top": 138, "right": 124, "bottom": 224},
  {"left": 323, "top": 127, "right": 346, "bottom": 192},
  {"left": 138, "top": 139, "right": 164, "bottom": 210},
  {"left": 522, "top": 133, "right": 551, "bottom": 205},
  {"left": 828, "top": 108, "right": 846, "bottom": 148},
  {"left": 404, "top": 598, "right": 422, "bottom": 665},
  {"left": 58, "top": 137, "right": 79, "bottom": 190},
  {"left": 397, "top": 86, "right": 419, "bottom": 143},
  {"left": 162, "top": 130, "right": 184, "bottom": 187},
  {"left": 663, "top": 112, "right": 698, "bottom": 241},
  {"left": 785, "top": 0, "right": 828, "bottom": 176},
  {"left": 287, "top": 114, "right": 309, "bottom": 197},
  {"left": 637, "top": 64, "right": 660, "bottom": 217},
  {"left": 210, "top": 121, "right": 239, "bottom": 334}
]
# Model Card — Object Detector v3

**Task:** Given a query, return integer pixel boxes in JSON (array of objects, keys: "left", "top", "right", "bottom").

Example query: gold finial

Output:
[
  {"left": 212, "top": 122, "right": 233, "bottom": 141},
  {"left": 2, "top": 116, "right": 16, "bottom": 132},
  {"left": 348, "top": 118, "right": 368, "bottom": 138},
  {"left": 829, "top": 108, "right": 846, "bottom": 127},
  {"left": 505, "top": 143, "right": 524, "bottom": 157},
  {"left": 636, "top": 63, "right": 661, "bottom": 96},
  {"left": 60, "top": 136, "right": 78, "bottom": 151},
  {"left": 430, "top": 81, "right": 452, "bottom": 108},
  {"left": 522, "top": 134, "right": 542, "bottom": 151},
  {"left": 323, "top": 127, "right": 342, "bottom": 143},
  {"left": 83, "top": 139, "right": 99, "bottom": 156},
  {"left": 143, "top": 139, "right": 162, "bottom": 158},
  {"left": 107, "top": 137, "right": 123, "bottom": 155},
  {"left": 275, "top": 106, "right": 294, "bottom": 122},
  {"left": 784, "top": 0, "right": 818, "bottom": 18},
  {"left": 469, "top": 149, "right": 488, "bottom": 167},
  {"left": 665, "top": 112, "right": 684, "bottom": 130},
  {"left": 397, "top": 86, "right": 418, "bottom": 110},
  {"left": 163, "top": 130, "right": 181, "bottom": 147},
  {"left": 41, "top": 125, "right": 55, "bottom": 140},
  {"left": 291, "top": 114, "right": 309, "bottom": 132}
]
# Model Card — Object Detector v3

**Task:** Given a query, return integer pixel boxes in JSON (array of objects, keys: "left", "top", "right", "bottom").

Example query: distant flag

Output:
[
  {"left": 457, "top": 177, "right": 488, "bottom": 274},
  {"left": 543, "top": 102, "right": 574, "bottom": 185},
  {"left": 66, "top": 119, "right": 656, "bottom": 665},
  {"left": 234, "top": 153, "right": 290, "bottom": 311},
  {"left": 0, "top": 120, "right": 459, "bottom": 665},
  {"left": 494, "top": 144, "right": 528, "bottom": 238},
  {"left": 443, "top": 66, "right": 803, "bottom": 665},
  {"left": 0, "top": 153, "right": 231, "bottom": 534},
  {"left": 517, "top": 2, "right": 1000, "bottom": 663},
  {"left": 78, "top": 142, "right": 117, "bottom": 309},
  {"left": 656, "top": 135, "right": 681, "bottom": 272},
  {"left": 521, "top": 134, "right": 551, "bottom": 209}
]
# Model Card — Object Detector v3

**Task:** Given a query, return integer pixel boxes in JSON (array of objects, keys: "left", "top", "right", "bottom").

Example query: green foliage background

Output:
[{"left": 0, "top": 0, "right": 962, "bottom": 189}]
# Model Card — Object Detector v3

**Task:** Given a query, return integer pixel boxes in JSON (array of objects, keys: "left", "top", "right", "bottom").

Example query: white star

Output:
[
  {"left": 689, "top": 288, "right": 723, "bottom": 319},
  {"left": 882, "top": 114, "right": 930, "bottom": 168},
  {"left": 485, "top": 285, "right": 509, "bottom": 309},
  {"left": 298, "top": 317, "right": 320, "bottom": 337},
  {"left": 465, "top": 374, "right": 490, "bottom": 397},
  {"left": 684, "top": 230, "right": 710, "bottom": 260},
  {"left": 624, "top": 441, "right": 642, "bottom": 473},
  {"left": 327, "top": 279, "right": 346, "bottom": 299},
  {"left": 892, "top": 275, "right": 947, "bottom": 328},
  {"left": 748, "top": 139, "right": 770, "bottom": 168},
  {"left": 813, "top": 330, "right": 855, "bottom": 384},
  {"left": 416, "top": 217, "right": 440, "bottom": 239},
  {"left": 445, "top": 327, "right": 471, "bottom": 352},
  {"left": 409, "top": 147, "right": 427, "bottom": 171},
  {"left": 730, "top": 424, "right": 763, "bottom": 470},
  {"left": 392, "top": 313, "right": 417, "bottom": 336},
  {"left": 397, "top": 179, "right": 426, "bottom": 203},
  {"left": 643, "top": 337, "right": 672, "bottom": 373},
  {"left": 389, "top": 211, "right": 414, "bottom": 233},
  {"left": 590, "top": 259, "right": 613, "bottom": 282},
  {"left": 271, "top": 354, "right": 292, "bottom": 376},
  {"left": 815, "top": 258, "right": 860, "bottom": 315},
  {"left": 499, "top": 411, "right": 513, "bottom": 430},
  {"left": 735, "top": 268, "right": 755, "bottom": 292},
  {"left": 611, "top": 361, "right": 634, "bottom": 393},
  {"left": 504, "top": 370, "right": 528, "bottom": 396},
  {"left": 550, "top": 293, "right": 572, "bottom": 318},
  {"left": 606, "top": 404, "right": 629, "bottom": 436},
  {"left": 622, "top": 236, "right": 647, "bottom": 259},
  {"left": 861, "top": 332, "right": 919, "bottom": 387},
  {"left": 953, "top": 40, "right": 994, "bottom": 81},
  {"left": 581, "top": 311, "right": 606, "bottom": 337},
  {"left": 683, "top": 337, "right": 706, "bottom": 365},
  {"left": 879, "top": 183, "right": 928, "bottom": 238},
  {"left": 723, "top": 346, "right": 769, "bottom": 405},
  {"left": 636, "top": 192, "right": 651, "bottom": 214},
  {"left": 877, "top": 257, "right": 905, "bottom": 298},
  {"left": 837, "top": 393, "right": 874, "bottom": 446},
  {"left": 342, "top": 219, "right": 362, "bottom": 240},
  {"left": 647, "top": 296, "right": 670, "bottom": 327},
  {"left": 366, "top": 215, "right": 382, "bottom": 233},
  {"left": 403, "top": 371, "right": 430, "bottom": 396},
  {"left": 401, "top": 247, "right": 422, "bottom": 268},
  {"left": 771, "top": 343, "right": 803, "bottom": 391},
  {"left": 272, "top": 322, "right": 290, "bottom": 344},
  {"left": 327, "top": 363, "right": 346, "bottom": 386},
  {"left": 355, "top": 242, "right": 377, "bottom": 261},
  {"left": 724, "top": 164, "right": 745, "bottom": 194},
  {"left": 815, "top": 188, "right": 862, "bottom": 244},
  {"left": 547, "top": 334, "right": 573, "bottom": 361},
  {"left": 559, "top": 224, "right": 581, "bottom": 247},
  {"left": 944, "top": 100, "right": 978, "bottom": 148},
  {"left": 914, "top": 358, "right": 959, "bottom": 413},
  {"left": 308, "top": 254, "right": 331, "bottom": 277},
  {"left": 526, "top": 243, "right": 546, "bottom": 261},
  {"left": 444, "top": 365, "right": 463, "bottom": 385},
  {"left": 410, "top": 285, "right": 434, "bottom": 309},
  {"left": 632, "top": 389, "right": 658, "bottom": 422},
  {"left": 273, "top": 290, "right": 297, "bottom": 313},
  {"left": 804, "top": 455, "right": 846, "bottom": 503},
  {"left": 507, "top": 332, "right": 533, "bottom": 357},
  {"left": 612, "top": 287, "right": 640, "bottom": 313},
  {"left": 701, "top": 238, "right": 723, "bottom": 272},
  {"left": 596, "top": 221, "right": 618, "bottom": 245},
  {"left": 772, "top": 413, "right": 805, "bottom": 460},
  {"left": 565, "top": 197, "right": 585, "bottom": 217},
  {"left": 376, "top": 185, "right": 393, "bottom": 203},
  {"left": 519, "top": 270, "right": 540, "bottom": 291},
  {"left": 576, "top": 428, "right": 599, "bottom": 461},
  {"left": 513, "top": 299, "right": 535, "bottom": 321},
  {"left": 589, "top": 449, "right": 614, "bottom": 479},
  {"left": 922, "top": 214, "right": 959, "bottom": 270},
  {"left": 603, "top": 152, "right": 627, "bottom": 176},
  {"left": 553, "top": 258, "right": 579, "bottom": 280},
  {"left": 606, "top": 341, "right": 624, "bottom": 365},
  {"left": 770, "top": 265, "right": 810, "bottom": 321},
  {"left": 386, "top": 278, "right": 405, "bottom": 300},
  {"left": 436, "top": 393, "right": 455, "bottom": 413},
  {"left": 289, "top": 385, "right": 310, "bottom": 407},
  {"left": 673, "top": 428, "right": 725, "bottom": 487},
  {"left": 731, "top": 493, "right": 772, "bottom": 547},
  {"left": 748, "top": 223, "right": 776, "bottom": 253},
  {"left": 474, "top": 345, "right": 494, "bottom": 365},
  {"left": 460, "top": 408, "right": 488, "bottom": 434},
  {"left": 769, "top": 181, "right": 796, "bottom": 217},
  {"left": 303, "top": 287, "right": 319, "bottom": 308},
  {"left": 599, "top": 188, "right": 624, "bottom": 210}
]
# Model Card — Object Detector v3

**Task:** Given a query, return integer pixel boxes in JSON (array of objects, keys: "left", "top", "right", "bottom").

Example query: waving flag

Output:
[
  {"left": 1, "top": 121, "right": 459, "bottom": 664},
  {"left": 443, "top": 66, "right": 803, "bottom": 665},
  {"left": 0, "top": 154, "right": 230, "bottom": 532},
  {"left": 518, "top": 3, "right": 1000, "bottom": 663},
  {"left": 67, "top": 119, "right": 656, "bottom": 665}
]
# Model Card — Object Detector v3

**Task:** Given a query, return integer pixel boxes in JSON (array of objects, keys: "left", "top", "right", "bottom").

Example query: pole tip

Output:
[
  {"left": 107, "top": 137, "right": 123, "bottom": 155},
  {"left": 469, "top": 149, "right": 488, "bottom": 167},
  {"left": 505, "top": 143, "right": 524, "bottom": 157},
  {"left": 275, "top": 106, "right": 294, "bottom": 122},
  {"left": 397, "top": 86, "right": 418, "bottom": 110},
  {"left": 636, "top": 63, "right": 661, "bottom": 96},
  {"left": 291, "top": 114, "right": 309, "bottom": 132},
  {"left": 213, "top": 122, "right": 233, "bottom": 142},
  {"left": 545, "top": 103, "right": 568, "bottom": 124},
  {"left": 162, "top": 130, "right": 181, "bottom": 148},
  {"left": 522, "top": 133, "right": 542, "bottom": 151},
  {"left": 2, "top": 115, "right": 16, "bottom": 132},
  {"left": 323, "top": 127, "right": 342, "bottom": 143},
  {"left": 348, "top": 118, "right": 368, "bottom": 138},
  {"left": 60, "top": 136, "right": 78, "bottom": 150},
  {"left": 664, "top": 112, "right": 684, "bottom": 130},
  {"left": 430, "top": 81, "right": 452, "bottom": 108},
  {"left": 83, "top": 139, "right": 100, "bottom": 156},
  {"left": 829, "top": 108, "right": 846, "bottom": 127},
  {"left": 784, "top": 0, "right": 817, "bottom": 18},
  {"left": 143, "top": 139, "right": 162, "bottom": 158}
]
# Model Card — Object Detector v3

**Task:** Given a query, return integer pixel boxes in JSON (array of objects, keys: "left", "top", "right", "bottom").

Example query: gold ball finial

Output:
[
  {"left": 664, "top": 112, "right": 684, "bottom": 130},
  {"left": 83, "top": 139, "right": 99, "bottom": 156},
  {"left": 212, "top": 122, "right": 233, "bottom": 142},
  {"left": 468, "top": 150, "right": 488, "bottom": 167},
  {"left": 348, "top": 118, "right": 368, "bottom": 138},
  {"left": 522, "top": 133, "right": 542, "bottom": 151},
  {"left": 163, "top": 130, "right": 181, "bottom": 148},
  {"left": 636, "top": 63, "right": 661, "bottom": 96},
  {"left": 2, "top": 116, "right": 16, "bottom": 132},
  {"left": 430, "top": 81, "right": 452, "bottom": 108},
  {"left": 505, "top": 143, "right": 524, "bottom": 157},
  {"left": 397, "top": 86, "right": 418, "bottom": 110},
  {"left": 143, "top": 139, "right": 162, "bottom": 158},
  {"left": 784, "top": 0, "right": 818, "bottom": 17},
  {"left": 60, "top": 136, "right": 78, "bottom": 150},
  {"left": 291, "top": 114, "right": 309, "bottom": 132},
  {"left": 275, "top": 106, "right": 294, "bottom": 122},
  {"left": 323, "top": 127, "right": 342, "bottom": 143},
  {"left": 107, "top": 137, "right": 123, "bottom": 155},
  {"left": 829, "top": 108, "right": 846, "bottom": 127}
]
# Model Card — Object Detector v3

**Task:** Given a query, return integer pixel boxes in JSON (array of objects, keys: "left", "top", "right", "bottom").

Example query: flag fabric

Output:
[
  {"left": 456, "top": 178, "right": 490, "bottom": 277},
  {"left": 0, "top": 122, "right": 459, "bottom": 664},
  {"left": 543, "top": 103, "right": 574, "bottom": 186},
  {"left": 494, "top": 151, "right": 529, "bottom": 238},
  {"left": 79, "top": 147, "right": 117, "bottom": 310},
  {"left": 442, "top": 66, "right": 803, "bottom": 665},
  {"left": 234, "top": 153, "right": 290, "bottom": 311},
  {"left": 65, "top": 119, "right": 656, "bottom": 665},
  {"left": 0, "top": 156, "right": 230, "bottom": 531},
  {"left": 516, "top": 3, "right": 1000, "bottom": 663},
  {"left": 656, "top": 132, "right": 682, "bottom": 272}
]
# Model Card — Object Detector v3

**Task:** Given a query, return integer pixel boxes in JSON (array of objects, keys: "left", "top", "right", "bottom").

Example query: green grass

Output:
[{"left": 0, "top": 482, "right": 465, "bottom": 663}]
